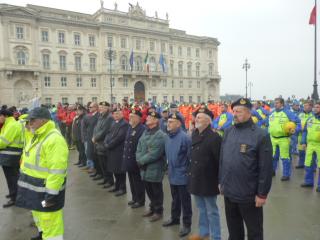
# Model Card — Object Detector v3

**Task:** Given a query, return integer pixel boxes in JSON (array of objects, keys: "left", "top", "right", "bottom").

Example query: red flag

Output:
[{"left": 309, "top": 5, "right": 316, "bottom": 25}]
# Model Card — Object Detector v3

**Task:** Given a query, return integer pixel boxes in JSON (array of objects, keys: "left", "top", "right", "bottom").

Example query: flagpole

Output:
[{"left": 312, "top": 0, "right": 319, "bottom": 101}]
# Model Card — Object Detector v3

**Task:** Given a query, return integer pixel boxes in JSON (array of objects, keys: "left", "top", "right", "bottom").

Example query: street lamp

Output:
[
  {"left": 248, "top": 81, "right": 253, "bottom": 99},
  {"left": 242, "top": 58, "right": 250, "bottom": 98},
  {"left": 104, "top": 48, "right": 116, "bottom": 103}
]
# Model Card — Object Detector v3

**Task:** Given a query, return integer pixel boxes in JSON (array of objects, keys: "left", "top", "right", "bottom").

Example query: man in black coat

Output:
[
  {"left": 104, "top": 108, "right": 129, "bottom": 197},
  {"left": 219, "top": 98, "right": 273, "bottom": 240},
  {"left": 188, "top": 106, "right": 222, "bottom": 240},
  {"left": 82, "top": 102, "right": 99, "bottom": 173},
  {"left": 92, "top": 102, "right": 114, "bottom": 185},
  {"left": 122, "top": 108, "right": 146, "bottom": 208},
  {"left": 72, "top": 105, "right": 87, "bottom": 167}
]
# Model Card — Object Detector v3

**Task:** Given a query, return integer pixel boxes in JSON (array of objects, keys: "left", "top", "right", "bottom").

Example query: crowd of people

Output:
[{"left": 0, "top": 97, "right": 320, "bottom": 240}]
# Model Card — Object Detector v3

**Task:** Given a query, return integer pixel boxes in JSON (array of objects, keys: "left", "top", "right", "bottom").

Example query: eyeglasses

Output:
[{"left": 89, "top": 106, "right": 94, "bottom": 108}]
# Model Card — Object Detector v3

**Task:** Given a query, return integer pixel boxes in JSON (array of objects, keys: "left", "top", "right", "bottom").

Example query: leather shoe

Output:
[
  {"left": 98, "top": 180, "right": 107, "bottom": 185},
  {"left": 131, "top": 202, "right": 145, "bottom": 209},
  {"left": 295, "top": 165, "right": 304, "bottom": 169},
  {"left": 281, "top": 176, "right": 290, "bottom": 181},
  {"left": 74, "top": 162, "right": 81, "bottom": 165},
  {"left": 3, "top": 199, "right": 15, "bottom": 208},
  {"left": 108, "top": 188, "right": 119, "bottom": 193},
  {"left": 142, "top": 210, "right": 154, "bottom": 217},
  {"left": 114, "top": 190, "right": 126, "bottom": 197},
  {"left": 128, "top": 200, "right": 135, "bottom": 205},
  {"left": 149, "top": 213, "right": 163, "bottom": 222},
  {"left": 301, "top": 183, "right": 314, "bottom": 188},
  {"left": 103, "top": 183, "right": 114, "bottom": 189},
  {"left": 93, "top": 175, "right": 103, "bottom": 181},
  {"left": 162, "top": 218, "right": 180, "bottom": 227},
  {"left": 90, "top": 173, "right": 98, "bottom": 178},
  {"left": 5, "top": 194, "right": 11, "bottom": 199},
  {"left": 179, "top": 226, "right": 191, "bottom": 237},
  {"left": 30, "top": 231, "right": 42, "bottom": 240},
  {"left": 78, "top": 164, "right": 86, "bottom": 168}
]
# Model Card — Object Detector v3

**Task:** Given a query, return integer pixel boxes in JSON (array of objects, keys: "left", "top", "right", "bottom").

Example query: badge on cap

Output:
[
  {"left": 240, "top": 144, "right": 247, "bottom": 153},
  {"left": 240, "top": 99, "right": 246, "bottom": 105}
]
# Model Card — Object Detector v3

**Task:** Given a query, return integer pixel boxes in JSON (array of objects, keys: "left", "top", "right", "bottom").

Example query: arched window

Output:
[{"left": 14, "top": 46, "right": 28, "bottom": 65}]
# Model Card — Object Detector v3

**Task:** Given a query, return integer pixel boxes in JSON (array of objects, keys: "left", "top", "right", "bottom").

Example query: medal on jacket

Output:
[
  {"left": 240, "top": 144, "right": 247, "bottom": 153},
  {"left": 132, "top": 130, "right": 136, "bottom": 136}
]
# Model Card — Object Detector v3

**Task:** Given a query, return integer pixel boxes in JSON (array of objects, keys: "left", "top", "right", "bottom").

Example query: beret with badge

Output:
[
  {"left": 231, "top": 98, "right": 252, "bottom": 110},
  {"left": 148, "top": 111, "right": 161, "bottom": 119},
  {"left": 194, "top": 105, "right": 214, "bottom": 120},
  {"left": 168, "top": 113, "right": 184, "bottom": 124},
  {"left": 99, "top": 101, "right": 110, "bottom": 107},
  {"left": 130, "top": 108, "right": 142, "bottom": 117}
]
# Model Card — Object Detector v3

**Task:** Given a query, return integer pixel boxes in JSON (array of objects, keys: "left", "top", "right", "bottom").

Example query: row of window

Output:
[
  {"left": 42, "top": 76, "right": 202, "bottom": 89},
  {"left": 45, "top": 95, "right": 202, "bottom": 106},
  {"left": 16, "top": 50, "right": 214, "bottom": 76},
  {"left": 15, "top": 26, "right": 214, "bottom": 58}
]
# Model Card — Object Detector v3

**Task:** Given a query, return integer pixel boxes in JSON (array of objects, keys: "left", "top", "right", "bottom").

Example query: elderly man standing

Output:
[
  {"left": 220, "top": 98, "right": 273, "bottom": 240},
  {"left": 104, "top": 108, "right": 128, "bottom": 196},
  {"left": 136, "top": 111, "right": 166, "bottom": 222},
  {"left": 163, "top": 113, "right": 192, "bottom": 237},
  {"left": 93, "top": 102, "right": 114, "bottom": 185},
  {"left": 122, "top": 109, "right": 146, "bottom": 208},
  {"left": 188, "top": 106, "right": 222, "bottom": 240}
]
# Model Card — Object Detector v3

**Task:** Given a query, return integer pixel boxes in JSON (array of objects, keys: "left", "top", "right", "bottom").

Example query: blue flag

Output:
[
  {"left": 129, "top": 50, "right": 134, "bottom": 71},
  {"left": 159, "top": 53, "right": 165, "bottom": 72}
]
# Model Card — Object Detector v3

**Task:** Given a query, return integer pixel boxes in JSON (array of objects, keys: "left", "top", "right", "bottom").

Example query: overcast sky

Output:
[{"left": 2, "top": 0, "right": 319, "bottom": 100}]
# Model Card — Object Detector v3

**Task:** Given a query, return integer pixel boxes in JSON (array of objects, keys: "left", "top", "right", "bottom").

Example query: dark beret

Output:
[
  {"left": 0, "top": 109, "right": 13, "bottom": 117},
  {"left": 148, "top": 111, "right": 161, "bottom": 119},
  {"left": 168, "top": 113, "right": 184, "bottom": 124},
  {"left": 130, "top": 109, "right": 142, "bottom": 117},
  {"left": 27, "top": 107, "right": 51, "bottom": 120},
  {"left": 170, "top": 103, "right": 178, "bottom": 108},
  {"left": 195, "top": 106, "right": 214, "bottom": 120},
  {"left": 99, "top": 101, "right": 110, "bottom": 107},
  {"left": 231, "top": 98, "right": 252, "bottom": 110}
]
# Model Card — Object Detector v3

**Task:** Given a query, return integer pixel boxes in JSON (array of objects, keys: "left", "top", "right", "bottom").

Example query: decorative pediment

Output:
[
  {"left": 128, "top": 3, "right": 146, "bottom": 19},
  {"left": 0, "top": 6, "right": 38, "bottom": 17}
]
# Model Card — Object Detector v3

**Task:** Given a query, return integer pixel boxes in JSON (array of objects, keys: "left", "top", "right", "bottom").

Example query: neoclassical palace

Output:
[{"left": 0, "top": 3, "right": 221, "bottom": 107}]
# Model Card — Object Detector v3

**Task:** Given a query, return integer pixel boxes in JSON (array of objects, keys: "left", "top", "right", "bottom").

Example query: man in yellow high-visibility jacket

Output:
[
  {"left": 0, "top": 108, "right": 23, "bottom": 208},
  {"left": 16, "top": 107, "right": 69, "bottom": 240}
]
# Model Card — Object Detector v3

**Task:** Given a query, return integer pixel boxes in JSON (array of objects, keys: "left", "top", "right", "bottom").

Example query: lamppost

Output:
[
  {"left": 104, "top": 48, "right": 116, "bottom": 103},
  {"left": 248, "top": 81, "right": 253, "bottom": 99},
  {"left": 242, "top": 58, "right": 250, "bottom": 98}
]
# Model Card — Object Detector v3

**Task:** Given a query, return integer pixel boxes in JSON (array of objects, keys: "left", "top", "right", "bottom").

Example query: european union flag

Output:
[{"left": 159, "top": 53, "right": 166, "bottom": 73}]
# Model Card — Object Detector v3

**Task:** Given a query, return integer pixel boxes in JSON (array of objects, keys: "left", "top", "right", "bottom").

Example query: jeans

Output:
[
  {"left": 84, "top": 141, "right": 94, "bottom": 168},
  {"left": 194, "top": 195, "right": 221, "bottom": 240}
]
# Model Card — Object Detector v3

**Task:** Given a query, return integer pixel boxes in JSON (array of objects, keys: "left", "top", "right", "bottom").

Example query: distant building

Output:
[{"left": 0, "top": 3, "right": 221, "bottom": 106}]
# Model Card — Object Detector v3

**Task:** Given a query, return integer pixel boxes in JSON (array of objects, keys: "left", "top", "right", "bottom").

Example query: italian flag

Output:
[{"left": 144, "top": 51, "right": 149, "bottom": 73}]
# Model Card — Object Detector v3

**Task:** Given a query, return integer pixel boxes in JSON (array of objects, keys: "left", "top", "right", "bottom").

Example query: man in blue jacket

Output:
[{"left": 163, "top": 113, "right": 192, "bottom": 237}]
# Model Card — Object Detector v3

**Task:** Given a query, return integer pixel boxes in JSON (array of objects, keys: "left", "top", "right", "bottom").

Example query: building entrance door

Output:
[{"left": 134, "top": 81, "right": 145, "bottom": 103}]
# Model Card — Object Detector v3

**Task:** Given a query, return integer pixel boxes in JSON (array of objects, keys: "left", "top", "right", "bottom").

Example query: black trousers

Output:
[
  {"left": 76, "top": 141, "right": 87, "bottom": 165},
  {"left": 224, "top": 197, "right": 263, "bottom": 240},
  {"left": 97, "top": 155, "right": 114, "bottom": 184},
  {"left": 144, "top": 181, "right": 163, "bottom": 214},
  {"left": 93, "top": 153, "right": 102, "bottom": 175},
  {"left": 2, "top": 166, "right": 19, "bottom": 201},
  {"left": 128, "top": 171, "right": 145, "bottom": 204},
  {"left": 170, "top": 184, "right": 192, "bottom": 227},
  {"left": 66, "top": 125, "right": 72, "bottom": 147},
  {"left": 114, "top": 173, "right": 126, "bottom": 191}
]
